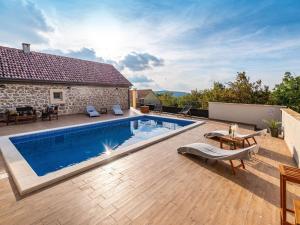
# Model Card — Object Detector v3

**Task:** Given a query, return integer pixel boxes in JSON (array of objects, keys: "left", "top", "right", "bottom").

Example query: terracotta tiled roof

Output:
[
  {"left": 0, "top": 45, "right": 132, "bottom": 87},
  {"left": 136, "top": 89, "right": 154, "bottom": 99}
]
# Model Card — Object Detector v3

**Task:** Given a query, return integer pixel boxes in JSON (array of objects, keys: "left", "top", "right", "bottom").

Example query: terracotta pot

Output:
[{"left": 140, "top": 106, "right": 149, "bottom": 114}]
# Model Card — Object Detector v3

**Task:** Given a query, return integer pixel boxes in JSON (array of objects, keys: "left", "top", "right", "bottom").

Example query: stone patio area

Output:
[{"left": 0, "top": 112, "right": 299, "bottom": 225}]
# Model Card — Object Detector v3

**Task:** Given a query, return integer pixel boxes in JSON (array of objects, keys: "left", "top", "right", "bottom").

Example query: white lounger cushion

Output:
[
  {"left": 204, "top": 130, "right": 229, "bottom": 138},
  {"left": 112, "top": 105, "right": 123, "bottom": 115},
  {"left": 178, "top": 143, "right": 259, "bottom": 161},
  {"left": 86, "top": 106, "right": 100, "bottom": 117},
  {"left": 204, "top": 129, "right": 267, "bottom": 139}
]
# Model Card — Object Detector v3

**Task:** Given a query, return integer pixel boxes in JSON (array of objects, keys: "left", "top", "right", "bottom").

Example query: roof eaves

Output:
[{"left": 0, "top": 78, "right": 132, "bottom": 87}]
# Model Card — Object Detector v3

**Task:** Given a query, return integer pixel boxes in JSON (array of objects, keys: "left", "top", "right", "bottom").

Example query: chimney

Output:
[{"left": 22, "top": 43, "right": 30, "bottom": 53}]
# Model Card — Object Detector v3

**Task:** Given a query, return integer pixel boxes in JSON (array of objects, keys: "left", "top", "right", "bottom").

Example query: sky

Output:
[{"left": 0, "top": 0, "right": 300, "bottom": 92}]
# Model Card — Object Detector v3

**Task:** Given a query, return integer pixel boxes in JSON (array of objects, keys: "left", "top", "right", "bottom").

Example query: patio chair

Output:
[
  {"left": 178, "top": 143, "right": 259, "bottom": 174},
  {"left": 204, "top": 129, "right": 267, "bottom": 145},
  {"left": 42, "top": 105, "right": 58, "bottom": 121},
  {"left": 112, "top": 104, "right": 123, "bottom": 115},
  {"left": 178, "top": 105, "right": 192, "bottom": 116},
  {"left": 86, "top": 105, "right": 100, "bottom": 117},
  {"left": 6, "top": 106, "right": 37, "bottom": 125}
]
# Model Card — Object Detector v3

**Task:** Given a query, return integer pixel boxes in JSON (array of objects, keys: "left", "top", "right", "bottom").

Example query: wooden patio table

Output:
[
  {"left": 279, "top": 164, "right": 300, "bottom": 225},
  {"left": 219, "top": 135, "right": 246, "bottom": 175},
  {"left": 100, "top": 108, "right": 107, "bottom": 114},
  {"left": 219, "top": 135, "right": 246, "bottom": 149}
]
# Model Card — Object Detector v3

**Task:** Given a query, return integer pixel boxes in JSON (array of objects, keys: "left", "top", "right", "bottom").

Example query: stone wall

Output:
[{"left": 0, "top": 83, "right": 129, "bottom": 115}]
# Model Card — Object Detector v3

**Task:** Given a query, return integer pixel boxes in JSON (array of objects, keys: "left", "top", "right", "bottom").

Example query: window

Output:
[
  {"left": 53, "top": 92, "right": 63, "bottom": 100},
  {"left": 50, "top": 89, "right": 65, "bottom": 104},
  {"left": 139, "top": 98, "right": 145, "bottom": 106}
]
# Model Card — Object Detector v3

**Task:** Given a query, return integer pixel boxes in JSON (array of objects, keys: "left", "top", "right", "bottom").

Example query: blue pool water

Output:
[{"left": 10, "top": 115, "right": 193, "bottom": 176}]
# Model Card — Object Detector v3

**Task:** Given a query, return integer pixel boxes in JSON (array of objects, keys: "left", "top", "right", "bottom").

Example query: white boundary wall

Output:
[
  {"left": 282, "top": 109, "right": 300, "bottom": 167},
  {"left": 208, "top": 102, "right": 285, "bottom": 129}
]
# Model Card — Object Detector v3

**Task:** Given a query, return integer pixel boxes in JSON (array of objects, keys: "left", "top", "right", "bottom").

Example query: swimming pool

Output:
[
  {"left": 10, "top": 115, "right": 193, "bottom": 176},
  {"left": 0, "top": 115, "right": 203, "bottom": 194}
]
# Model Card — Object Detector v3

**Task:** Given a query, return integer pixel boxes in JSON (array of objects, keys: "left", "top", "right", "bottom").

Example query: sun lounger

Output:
[
  {"left": 178, "top": 143, "right": 259, "bottom": 174},
  {"left": 204, "top": 129, "right": 267, "bottom": 145},
  {"left": 153, "top": 104, "right": 163, "bottom": 113},
  {"left": 86, "top": 106, "right": 100, "bottom": 117},
  {"left": 178, "top": 105, "right": 192, "bottom": 116},
  {"left": 112, "top": 104, "right": 123, "bottom": 115}
]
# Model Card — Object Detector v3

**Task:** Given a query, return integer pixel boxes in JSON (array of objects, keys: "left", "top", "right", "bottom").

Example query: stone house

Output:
[
  {"left": 130, "top": 89, "right": 161, "bottom": 107},
  {"left": 0, "top": 44, "right": 132, "bottom": 115}
]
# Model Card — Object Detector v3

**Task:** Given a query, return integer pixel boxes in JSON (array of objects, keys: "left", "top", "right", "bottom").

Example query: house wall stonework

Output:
[{"left": 0, "top": 83, "right": 129, "bottom": 115}]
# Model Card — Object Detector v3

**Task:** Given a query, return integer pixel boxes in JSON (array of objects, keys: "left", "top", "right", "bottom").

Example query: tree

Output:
[
  {"left": 157, "top": 92, "right": 178, "bottom": 107},
  {"left": 155, "top": 71, "right": 272, "bottom": 109},
  {"left": 199, "top": 72, "right": 270, "bottom": 108},
  {"left": 227, "top": 72, "right": 253, "bottom": 103},
  {"left": 200, "top": 82, "right": 232, "bottom": 108},
  {"left": 251, "top": 79, "right": 270, "bottom": 104},
  {"left": 271, "top": 72, "right": 300, "bottom": 112},
  {"left": 177, "top": 89, "right": 202, "bottom": 108},
  {"left": 227, "top": 72, "right": 270, "bottom": 104}
]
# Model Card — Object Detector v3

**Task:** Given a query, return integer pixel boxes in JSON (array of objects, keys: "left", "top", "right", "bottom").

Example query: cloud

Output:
[
  {"left": 128, "top": 75, "right": 154, "bottom": 83},
  {"left": 3, "top": 0, "right": 298, "bottom": 91},
  {"left": 43, "top": 48, "right": 164, "bottom": 90},
  {"left": 65, "top": 48, "right": 99, "bottom": 61},
  {"left": 42, "top": 48, "right": 164, "bottom": 72},
  {"left": 128, "top": 74, "right": 162, "bottom": 90},
  {"left": 0, "top": 0, "right": 53, "bottom": 45},
  {"left": 119, "top": 52, "right": 164, "bottom": 71},
  {"left": 43, "top": 47, "right": 125, "bottom": 71},
  {"left": 43, "top": 47, "right": 103, "bottom": 61}
]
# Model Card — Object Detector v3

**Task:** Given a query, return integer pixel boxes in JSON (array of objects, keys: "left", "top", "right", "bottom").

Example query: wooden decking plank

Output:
[{"left": 0, "top": 115, "right": 297, "bottom": 225}]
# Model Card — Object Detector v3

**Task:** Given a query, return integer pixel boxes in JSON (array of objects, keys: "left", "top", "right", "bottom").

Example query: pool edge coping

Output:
[{"left": 0, "top": 115, "right": 204, "bottom": 195}]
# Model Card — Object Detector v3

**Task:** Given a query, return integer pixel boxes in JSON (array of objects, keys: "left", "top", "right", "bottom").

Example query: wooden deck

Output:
[{"left": 0, "top": 113, "right": 299, "bottom": 225}]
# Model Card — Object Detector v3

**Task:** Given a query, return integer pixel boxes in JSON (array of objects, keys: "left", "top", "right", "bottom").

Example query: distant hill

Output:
[{"left": 155, "top": 90, "right": 189, "bottom": 97}]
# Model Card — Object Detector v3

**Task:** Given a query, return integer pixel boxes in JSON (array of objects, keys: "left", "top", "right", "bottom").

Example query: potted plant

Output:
[{"left": 263, "top": 119, "right": 282, "bottom": 138}]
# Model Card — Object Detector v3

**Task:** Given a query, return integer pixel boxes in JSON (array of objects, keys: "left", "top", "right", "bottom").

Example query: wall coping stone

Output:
[
  {"left": 281, "top": 108, "right": 300, "bottom": 121},
  {"left": 209, "top": 101, "right": 286, "bottom": 108}
]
